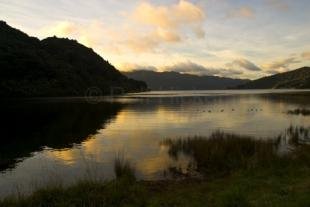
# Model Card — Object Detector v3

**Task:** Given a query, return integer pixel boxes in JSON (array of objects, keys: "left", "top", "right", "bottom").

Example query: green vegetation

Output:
[
  {"left": 1, "top": 128, "right": 310, "bottom": 207},
  {"left": 2, "top": 170, "right": 310, "bottom": 207},
  {"left": 0, "top": 21, "right": 147, "bottom": 97},
  {"left": 237, "top": 66, "right": 310, "bottom": 89}
]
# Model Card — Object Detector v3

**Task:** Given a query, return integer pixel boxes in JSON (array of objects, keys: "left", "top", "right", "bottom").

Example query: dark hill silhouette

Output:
[
  {"left": 0, "top": 21, "right": 146, "bottom": 97},
  {"left": 237, "top": 67, "right": 310, "bottom": 89},
  {"left": 124, "top": 70, "right": 249, "bottom": 90}
]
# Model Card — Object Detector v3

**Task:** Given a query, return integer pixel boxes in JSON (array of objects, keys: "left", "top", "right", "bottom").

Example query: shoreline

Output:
[{"left": 2, "top": 131, "right": 310, "bottom": 206}]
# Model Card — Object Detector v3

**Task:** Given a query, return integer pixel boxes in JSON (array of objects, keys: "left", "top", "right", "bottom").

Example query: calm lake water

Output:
[{"left": 0, "top": 90, "right": 310, "bottom": 197}]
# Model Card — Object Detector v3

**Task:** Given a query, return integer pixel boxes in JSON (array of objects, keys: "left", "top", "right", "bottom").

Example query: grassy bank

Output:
[
  {"left": 2, "top": 171, "right": 310, "bottom": 207},
  {"left": 1, "top": 129, "right": 310, "bottom": 207}
]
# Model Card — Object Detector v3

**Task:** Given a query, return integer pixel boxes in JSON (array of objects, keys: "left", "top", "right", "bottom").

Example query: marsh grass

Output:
[
  {"left": 163, "top": 128, "right": 310, "bottom": 177},
  {"left": 286, "top": 126, "right": 310, "bottom": 146},
  {"left": 163, "top": 131, "right": 280, "bottom": 176},
  {"left": 114, "top": 153, "right": 136, "bottom": 182}
]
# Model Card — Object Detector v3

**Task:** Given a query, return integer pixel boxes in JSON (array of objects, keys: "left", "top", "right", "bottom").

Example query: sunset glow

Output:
[{"left": 1, "top": 0, "right": 309, "bottom": 79}]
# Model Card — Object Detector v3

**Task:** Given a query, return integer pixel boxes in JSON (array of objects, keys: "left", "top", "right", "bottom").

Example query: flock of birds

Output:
[{"left": 198, "top": 108, "right": 263, "bottom": 113}]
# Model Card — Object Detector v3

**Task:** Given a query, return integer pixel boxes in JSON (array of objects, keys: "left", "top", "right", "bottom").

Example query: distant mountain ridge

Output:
[
  {"left": 0, "top": 21, "right": 147, "bottom": 97},
  {"left": 124, "top": 70, "right": 249, "bottom": 90},
  {"left": 237, "top": 67, "right": 310, "bottom": 89}
]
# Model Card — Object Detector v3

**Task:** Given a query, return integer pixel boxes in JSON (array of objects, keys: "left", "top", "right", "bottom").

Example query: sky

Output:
[{"left": 0, "top": 0, "right": 309, "bottom": 79}]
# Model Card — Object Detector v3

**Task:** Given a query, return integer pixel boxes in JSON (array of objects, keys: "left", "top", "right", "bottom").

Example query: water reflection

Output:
[
  {"left": 0, "top": 101, "right": 124, "bottom": 171},
  {"left": 0, "top": 91, "right": 309, "bottom": 197}
]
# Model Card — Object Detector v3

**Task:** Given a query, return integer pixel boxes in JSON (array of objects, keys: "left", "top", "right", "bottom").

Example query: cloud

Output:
[
  {"left": 122, "top": 61, "right": 243, "bottom": 77},
  {"left": 40, "top": 21, "right": 161, "bottom": 53},
  {"left": 39, "top": 1, "right": 206, "bottom": 54},
  {"left": 162, "top": 61, "right": 243, "bottom": 77},
  {"left": 262, "top": 57, "right": 300, "bottom": 72},
  {"left": 40, "top": 21, "right": 105, "bottom": 48},
  {"left": 301, "top": 51, "right": 310, "bottom": 60},
  {"left": 123, "top": 32, "right": 161, "bottom": 53},
  {"left": 115, "top": 0, "right": 207, "bottom": 52},
  {"left": 227, "top": 59, "right": 261, "bottom": 71},
  {"left": 219, "top": 69, "right": 244, "bottom": 77},
  {"left": 132, "top": 0, "right": 206, "bottom": 41},
  {"left": 163, "top": 61, "right": 218, "bottom": 76},
  {"left": 228, "top": 6, "right": 255, "bottom": 19},
  {"left": 120, "top": 63, "right": 157, "bottom": 72}
]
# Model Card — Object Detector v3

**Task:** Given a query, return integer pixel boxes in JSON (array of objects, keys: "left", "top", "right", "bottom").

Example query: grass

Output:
[
  {"left": 163, "top": 131, "right": 280, "bottom": 177},
  {"left": 286, "top": 126, "right": 310, "bottom": 145},
  {"left": 1, "top": 129, "right": 310, "bottom": 207},
  {"left": 3, "top": 170, "right": 310, "bottom": 207},
  {"left": 114, "top": 154, "right": 136, "bottom": 181}
]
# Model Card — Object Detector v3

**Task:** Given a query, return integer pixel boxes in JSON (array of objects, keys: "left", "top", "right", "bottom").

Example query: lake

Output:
[{"left": 0, "top": 90, "right": 310, "bottom": 197}]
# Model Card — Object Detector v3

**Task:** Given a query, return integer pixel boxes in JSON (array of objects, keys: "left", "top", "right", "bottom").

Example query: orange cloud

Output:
[
  {"left": 40, "top": 21, "right": 104, "bottom": 48},
  {"left": 39, "top": 1, "right": 206, "bottom": 54},
  {"left": 132, "top": 0, "right": 206, "bottom": 41}
]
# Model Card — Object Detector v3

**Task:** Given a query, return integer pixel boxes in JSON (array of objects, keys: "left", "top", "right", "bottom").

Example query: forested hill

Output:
[
  {"left": 0, "top": 21, "right": 147, "bottom": 97},
  {"left": 237, "top": 67, "right": 310, "bottom": 89},
  {"left": 124, "top": 70, "right": 249, "bottom": 90}
]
